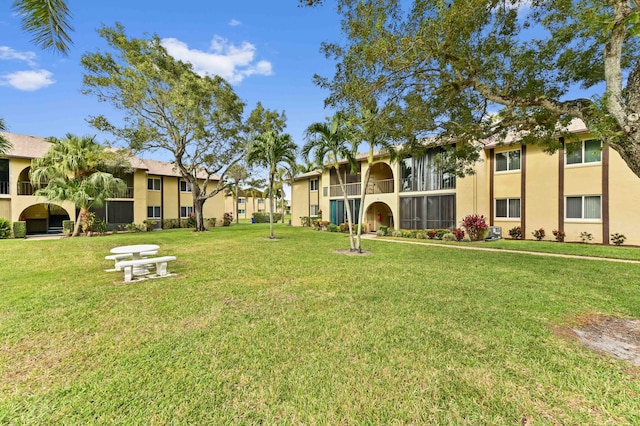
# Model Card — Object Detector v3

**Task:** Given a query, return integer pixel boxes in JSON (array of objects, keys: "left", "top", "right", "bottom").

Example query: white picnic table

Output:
[{"left": 110, "top": 244, "right": 160, "bottom": 275}]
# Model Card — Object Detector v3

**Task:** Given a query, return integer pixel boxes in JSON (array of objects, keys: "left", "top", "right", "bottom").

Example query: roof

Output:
[
  {"left": 294, "top": 170, "right": 322, "bottom": 180},
  {"left": 1, "top": 132, "right": 53, "bottom": 159},
  {"left": 1, "top": 131, "right": 218, "bottom": 180},
  {"left": 482, "top": 118, "right": 590, "bottom": 149}
]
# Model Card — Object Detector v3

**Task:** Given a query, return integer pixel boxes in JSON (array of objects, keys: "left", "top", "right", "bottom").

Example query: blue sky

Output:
[{"left": 0, "top": 1, "right": 343, "bottom": 163}]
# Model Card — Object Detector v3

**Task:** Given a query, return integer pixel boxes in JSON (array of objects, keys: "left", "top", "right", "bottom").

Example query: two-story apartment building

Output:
[
  {"left": 0, "top": 132, "right": 226, "bottom": 233},
  {"left": 292, "top": 120, "right": 640, "bottom": 245}
]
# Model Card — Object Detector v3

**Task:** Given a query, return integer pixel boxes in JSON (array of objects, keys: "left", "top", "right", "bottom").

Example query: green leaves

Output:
[{"left": 13, "top": 0, "right": 73, "bottom": 55}]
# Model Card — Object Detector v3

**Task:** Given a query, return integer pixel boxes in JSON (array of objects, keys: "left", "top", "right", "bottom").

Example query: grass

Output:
[{"left": 1, "top": 225, "right": 639, "bottom": 424}]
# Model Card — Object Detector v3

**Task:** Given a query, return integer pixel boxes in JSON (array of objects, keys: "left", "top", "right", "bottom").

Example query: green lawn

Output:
[{"left": 1, "top": 225, "right": 639, "bottom": 424}]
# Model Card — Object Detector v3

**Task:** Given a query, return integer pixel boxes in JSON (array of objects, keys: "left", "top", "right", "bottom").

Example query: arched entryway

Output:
[
  {"left": 19, "top": 203, "right": 71, "bottom": 234},
  {"left": 364, "top": 201, "right": 394, "bottom": 232}
]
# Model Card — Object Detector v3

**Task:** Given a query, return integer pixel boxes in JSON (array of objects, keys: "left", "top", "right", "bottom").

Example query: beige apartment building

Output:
[
  {"left": 292, "top": 120, "right": 640, "bottom": 245},
  {"left": 0, "top": 133, "right": 226, "bottom": 233}
]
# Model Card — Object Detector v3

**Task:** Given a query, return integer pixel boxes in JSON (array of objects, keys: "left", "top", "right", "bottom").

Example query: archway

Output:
[
  {"left": 364, "top": 201, "right": 394, "bottom": 232},
  {"left": 19, "top": 203, "right": 71, "bottom": 234}
]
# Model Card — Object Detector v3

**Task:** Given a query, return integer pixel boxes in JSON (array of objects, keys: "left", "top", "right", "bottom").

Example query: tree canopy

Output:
[
  {"left": 81, "top": 24, "right": 280, "bottom": 232},
  {"left": 318, "top": 0, "right": 640, "bottom": 179}
]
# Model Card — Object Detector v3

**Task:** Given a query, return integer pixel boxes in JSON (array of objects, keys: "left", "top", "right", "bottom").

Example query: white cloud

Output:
[
  {"left": 229, "top": 19, "right": 242, "bottom": 27},
  {"left": 0, "top": 46, "right": 37, "bottom": 66},
  {"left": 1, "top": 69, "right": 55, "bottom": 91},
  {"left": 161, "top": 36, "right": 273, "bottom": 84}
]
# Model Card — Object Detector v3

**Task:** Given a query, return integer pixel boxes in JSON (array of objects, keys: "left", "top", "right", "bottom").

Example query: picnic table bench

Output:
[{"left": 115, "top": 256, "right": 177, "bottom": 282}]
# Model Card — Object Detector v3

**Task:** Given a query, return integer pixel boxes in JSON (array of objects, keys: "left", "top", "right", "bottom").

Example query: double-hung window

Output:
[
  {"left": 147, "top": 206, "right": 161, "bottom": 219},
  {"left": 566, "top": 196, "right": 601, "bottom": 220},
  {"left": 238, "top": 197, "right": 245, "bottom": 204},
  {"left": 180, "top": 179, "right": 192, "bottom": 192},
  {"left": 180, "top": 206, "right": 194, "bottom": 218},
  {"left": 495, "top": 149, "right": 521, "bottom": 172},
  {"left": 147, "top": 178, "right": 161, "bottom": 191},
  {"left": 495, "top": 198, "right": 521, "bottom": 219},
  {"left": 310, "top": 178, "right": 319, "bottom": 191},
  {"left": 310, "top": 204, "right": 319, "bottom": 216},
  {"left": 566, "top": 140, "right": 602, "bottom": 165}
]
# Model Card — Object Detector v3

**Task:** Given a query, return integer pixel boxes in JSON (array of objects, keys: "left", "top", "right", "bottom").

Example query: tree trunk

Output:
[
  {"left": 335, "top": 165, "right": 356, "bottom": 251},
  {"left": 193, "top": 198, "right": 206, "bottom": 232},
  {"left": 268, "top": 171, "right": 275, "bottom": 239},
  {"left": 72, "top": 207, "right": 87, "bottom": 237},
  {"left": 355, "top": 164, "right": 373, "bottom": 252},
  {"left": 234, "top": 184, "right": 239, "bottom": 224}
]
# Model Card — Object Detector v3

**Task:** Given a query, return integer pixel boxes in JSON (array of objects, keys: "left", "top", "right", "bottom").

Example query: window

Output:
[
  {"left": 566, "top": 196, "right": 601, "bottom": 220},
  {"left": 400, "top": 148, "right": 456, "bottom": 192},
  {"left": 180, "top": 206, "right": 194, "bottom": 218},
  {"left": 495, "top": 149, "right": 521, "bottom": 172},
  {"left": 238, "top": 197, "right": 245, "bottom": 204},
  {"left": 147, "top": 178, "right": 161, "bottom": 191},
  {"left": 399, "top": 194, "right": 456, "bottom": 229},
  {"left": 147, "top": 206, "right": 161, "bottom": 219},
  {"left": 238, "top": 209, "right": 245, "bottom": 215},
  {"left": 258, "top": 198, "right": 265, "bottom": 204},
  {"left": 180, "top": 179, "right": 192, "bottom": 192},
  {"left": 566, "top": 140, "right": 602, "bottom": 165},
  {"left": 310, "top": 178, "right": 319, "bottom": 191},
  {"left": 310, "top": 204, "right": 319, "bottom": 216},
  {"left": 323, "top": 187, "right": 328, "bottom": 197},
  {"left": 495, "top": 198, "right": 521, "bottom": 219}
]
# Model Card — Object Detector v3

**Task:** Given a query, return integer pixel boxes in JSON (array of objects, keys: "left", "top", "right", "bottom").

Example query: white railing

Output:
[
  {"left": 330, "top": 182, "right": 361, "bottom": 197},
  {"left": 366, "top": 179, "right": 394, "bottom": 194}
]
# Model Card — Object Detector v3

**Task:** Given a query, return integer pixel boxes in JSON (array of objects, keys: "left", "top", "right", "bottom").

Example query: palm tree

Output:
[
  {"left": 246, "top": 130, "right": 297, "bottom": 239},
  {"left": 30, "top": 134, "right": 130, "bottom": 236},
  {"left": 350, "top": 104, "right": 397, "bottom": 251},
  {"left": 302, "top": 113, "right": 359, "bottom": 251},
  {"left": 245, "top": 177, "right": 267, "bottom": 215},
  {"left": 13, "top": 0, "right": 73, "bottom": 55},
  {"left": 227, "top": 163, "right": 249, "bottom": 224},
  {"left": 0, "top": 118, "right": 11, "bottom": 155}
]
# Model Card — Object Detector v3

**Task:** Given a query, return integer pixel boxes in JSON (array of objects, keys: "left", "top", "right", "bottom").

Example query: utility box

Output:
[{"left": 485, "top": 226, "right": 502, "bottom": 241}]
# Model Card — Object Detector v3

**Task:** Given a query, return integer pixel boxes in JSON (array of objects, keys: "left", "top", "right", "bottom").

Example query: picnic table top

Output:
[{"left": 110, "top": 244, "right": 160, "bottom": 255}]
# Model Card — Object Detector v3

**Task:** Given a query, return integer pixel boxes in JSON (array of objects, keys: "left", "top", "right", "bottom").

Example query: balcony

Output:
[
  {"left": 329, "top": 182, "right": 361, "bottom": 197},
  {"left": 111, "top": 187, "right": 134, "bottom": 198},
  {"left": 18, "top": 181, "right": 35, "bottom": 195},
  {"left": 0, "top": 181, "right": 8, "bottom": 195},
  {"left": 366, "top": 179, "right": 394, "bottom": 194}
]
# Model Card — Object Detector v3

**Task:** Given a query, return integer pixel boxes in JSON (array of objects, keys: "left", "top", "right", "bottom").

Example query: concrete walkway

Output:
[{"left": 360, "top": 233, "right": 640, "bottom": 264}]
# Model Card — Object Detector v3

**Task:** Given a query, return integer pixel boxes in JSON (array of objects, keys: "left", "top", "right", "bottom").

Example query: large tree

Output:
[
  {"left": 303, "top": 113, "right": 359, "bottom": 251},
  {"left": 226, "top": 163, "right": 249, "bottom": 224},
  {"left": 30, "top": 134, "right": 129, "bottom": 237},
  {"left": 246, "top": 130, "right": 297, "bottom": 239},
  {"left": 317, "top": 0, "right": 640, "bottom": 179},
  {"left": 0, "top": 118, "right": 11, "bottom": 155},
  {"left": 81, "top": 24, "right": 256, "bottom": 232}
]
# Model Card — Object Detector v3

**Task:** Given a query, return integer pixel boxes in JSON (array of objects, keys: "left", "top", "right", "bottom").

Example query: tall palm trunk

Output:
[
  {"left": 335, "top": 166, "right": 356, "bottom": 251},
  {"left": 235, "top": 184, "right": 239, "bottom": 224},
  {"left": 355, "top": 163, "right": 373, "bottom": 252},
  {"left": 72, "top": 206, "right": 89, "bottom": 237},
  {"left": 268, "top": 170, "right": 275, "bottom": 239}
]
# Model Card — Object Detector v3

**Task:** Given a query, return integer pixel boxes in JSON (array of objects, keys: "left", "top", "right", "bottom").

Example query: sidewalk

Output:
[{"left": 361, "top": 234, "right": 640, "bottom": 264}]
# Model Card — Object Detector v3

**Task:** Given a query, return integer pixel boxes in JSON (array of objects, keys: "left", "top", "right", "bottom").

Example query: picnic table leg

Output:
[{"left": 123, "top": 266, "right": 134, "bottom": 282}]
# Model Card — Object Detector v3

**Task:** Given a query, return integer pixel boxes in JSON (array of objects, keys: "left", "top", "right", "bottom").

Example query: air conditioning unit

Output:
[{"left": 485, "top": 226, "right": 502, "bottom": 241}]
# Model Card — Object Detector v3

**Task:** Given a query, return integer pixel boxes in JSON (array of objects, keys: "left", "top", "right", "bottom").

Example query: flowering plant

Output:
[
  {"left": 509, "top": 226, "right": 522, "bottom": 239},
  {"left": 532, "top": 228, "right": 545, "bottom": 241},
  {"left": 460, "top": 214, "right": 488, "bottom": 241},
  {"left": 552, "top": 229, "right": 565, "bottom": 242}
]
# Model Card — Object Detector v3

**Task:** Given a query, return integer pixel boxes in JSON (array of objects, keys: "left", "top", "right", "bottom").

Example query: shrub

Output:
[
  {"left": 223, "top": 212, "right": 233, "bottom": 226},
  {"left": 426, "top": 229, "right": 438, "bottom": 239},
  {"left": 93, "top": 217, "right": 108, "bottom": 234},
  {"left": 376, "top": 229, "right": 386, "bottom": 237},
  {"left": 460, "top": 214, "right": 488, "bottom": 241},
  {"left": 391, "top": 230, "right": 404, "bottom": 237},
  {"left": 416, "top": 231, "right": 428, "bottom": 239},
  {"left": 453, "top": 228, "right": 465, "bottom": 241},
  {"left": 339, "top": 222, "right": 353, "bottom": 233},
  {"left": 461, "top": 236, "right": 471, "bottom": 242},
  {"left": 509, "top": 226, "right": 523, "bottom": 239},
  {"left": 611, "top": 233, "right": 626, "bottom": 246},
  {"left": 0, "top": 218, "right": 11, "bottom": 239},
  {"left": 402, "top": 230, "right": 417, "bottom": 238},
  {"left": 13, "top": 221, "right": 26, "bottom": 238},
  {"left": 206, "top": 218, "right": 217, "bottom": 227},
  {"left": 143, "top": 219, "right": 157, "bottom": 231},
  {"left": 435, "top": 229, "right": 448, "bottom": 240},
  {"left": 126, "top": 223, "right": 146, "bottom": 233},
  {"left": 442, "top": 232, "right": 456, "bottom": 242},
  {"left": 62, "top": 220, "right": 74, "bottom": 235},
  {"left": 252, "top": 212, "right": 283, "bottom": 223},
  {"left": 379, "top": 226, "right": 389, "bottom": 236},
  {"left": 300, "top": 216, "right": 311, "bottom": 227},
  {"left": 327, "top": 223, "right": 339, "bottom": 232},
  {"left": 531, "top": 228, "right": 545, "bottom": 241},
  {"left": 580, "top": 231, "right": 593, "bottom": 243},
  {"left": 162, "top": 218, "right": 179, "bottom": 229},
  {"left": 552, "top": 229, "right": 565, "bottom": 242}
]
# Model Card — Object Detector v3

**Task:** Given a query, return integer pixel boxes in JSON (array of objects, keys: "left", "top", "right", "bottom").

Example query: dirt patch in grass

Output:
[
  {"left": 333, "top": 249, "right": 372, "bottom": 256},
  {"left": 556, "top": 314, "right": 640, "bottom": 367}
]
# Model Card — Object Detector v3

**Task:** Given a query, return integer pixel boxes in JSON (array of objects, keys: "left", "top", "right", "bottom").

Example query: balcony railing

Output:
[
  {"left": 111, "top": 187, "right": 134, "bottom": 198},
  {"left": 0, "top": 181, "right": 8, "bottom": 195},
  {"left": 400, "top": 176, "right": 456, "bottom": 192},
  {"left": 18, "top": 181, "right": 35, "bottom": 195},
  {"left": 366, "top": 179, "right": 394, "bottom": 194},
  {"left": 330, "top": 182, "right": 361, "bottom": 197}
]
